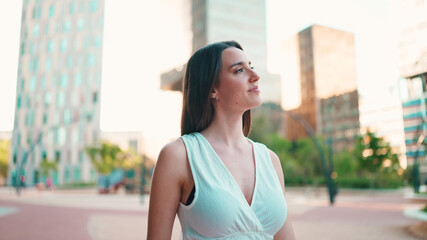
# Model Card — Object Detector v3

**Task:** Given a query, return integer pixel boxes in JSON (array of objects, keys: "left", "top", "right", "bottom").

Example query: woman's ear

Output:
[{"left": 210, "top": 90, "right": 217, "bottom": 99}]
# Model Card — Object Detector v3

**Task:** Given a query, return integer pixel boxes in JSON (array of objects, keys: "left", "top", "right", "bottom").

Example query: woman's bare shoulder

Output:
[
  {"left": 156, "top": 137, "right": 188, "bottom": 171},
  {"left": 267, "top": 149, "right": 284, "bottom": 177}
]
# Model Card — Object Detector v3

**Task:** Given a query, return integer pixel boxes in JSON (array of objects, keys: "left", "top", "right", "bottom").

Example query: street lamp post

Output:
[
  {"left": 285, "top": 111, "right": 338, "bottom": 205},
  {"left": 413, "top": 134, "right": 425, "bottom": 193},
  {"left": 140, "top": 155, "right": 146, "bottom": 203},
  {"left": 15, "top": 131, "right": 45, "bottom": 196}
]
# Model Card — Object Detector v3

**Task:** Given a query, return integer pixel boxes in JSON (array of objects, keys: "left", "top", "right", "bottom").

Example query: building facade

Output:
[
  {"left": 283, "top": 25, "right": 360, "bottom": 152},
  {"left": 391, "top": 0, "right": 427, "bottom": 182},
  {"left": 358, "top": 95, "right": 406, "bottom": 166},
  {"left": 161, "top": 0, "right": 281, "bottom": 103},
  {"left": 9, "top": 0, "right": 105, "bottom": 187}
]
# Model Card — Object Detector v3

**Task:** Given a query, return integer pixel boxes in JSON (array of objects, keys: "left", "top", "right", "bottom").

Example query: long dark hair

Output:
[{"left": 181, "top": 40, "right": 251, "bottom": 136}]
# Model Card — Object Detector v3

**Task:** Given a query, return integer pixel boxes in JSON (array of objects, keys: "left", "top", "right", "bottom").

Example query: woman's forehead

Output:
[{"left": 221, "top": 47, "right": 248, "bottom": 66}]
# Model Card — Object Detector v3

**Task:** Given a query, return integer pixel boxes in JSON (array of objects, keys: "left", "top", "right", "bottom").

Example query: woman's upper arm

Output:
[
  {"left": 268, "top": 149, "right": 296, "bottom": 240},
  {"left": 147, "top": 139, "right": 187, "bottom": 240}
]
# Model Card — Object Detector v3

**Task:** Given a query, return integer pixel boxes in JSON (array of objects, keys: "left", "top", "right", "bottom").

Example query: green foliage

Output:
[
  {"left": 250, "top": 112, "right": 404, "bottom": 189},
  {"left": 85, "top": 141, "right": 142, "bottom": 175},
  {"left": 333, "top": 151, "right": 359, "bottom": 177},
  {"left": 85, "top": 141, "right": 122, "bottom": 175},
  {"left": 60, "top": 181, "right": 97, "bottom": 189},
  {"left": 353, "top": 130, "right": 400, "bottom": 174},
  {"left": 423, "top": 204, "right": 427, "bottom": 213},
  {"left": 39, "top": 158, "right": 57, "bottom": 178},
  {"left": 0, "top": 140, "right": 10, "bottom": 178}
]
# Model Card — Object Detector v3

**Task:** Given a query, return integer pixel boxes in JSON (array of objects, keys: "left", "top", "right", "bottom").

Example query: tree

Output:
[
  {"left": 117, "top": 148, "right": 142, "bottom": 170},
  {"left": 39, "top": 158, "right": 57, "bottom": 179},
  {"left": 85, "top": 141, "right": 122, "bottom": 175},
  {"left": 0, "top": 140, "right": 10, "bottom": 182},
  {"left": 354, "top": 130, "right": 400, "bottom": 175}
]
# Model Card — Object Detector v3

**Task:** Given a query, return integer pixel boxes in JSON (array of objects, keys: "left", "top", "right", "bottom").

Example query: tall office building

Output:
[
  {"left": 9, "top": 0, "right": 105, "bottom": 186},
  {"left": 161, "top": 0, "right": 281, "bottom": 103},
  {"left": 282, "top": 25, "right": 360, "bottom": 152},
  {"left": 391, "top": 0, "right": 427, "bottom": 181}
]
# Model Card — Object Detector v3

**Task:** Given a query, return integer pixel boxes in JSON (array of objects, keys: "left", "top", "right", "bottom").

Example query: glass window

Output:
[
  {"left": 94, "top": 35, "right": 101, "bottom": 48},
  {"left": 32, "top": 7, "right": 37, "bottom": 19},
  {"left": 29, "top": 42, "right": 35, "bottom": 54},
  {"left": 34, "top": 58, "right": 39, "bottom": 72},
  {"left": 93, "top": 92, "right": 98, "bottom": 103},
  {"left": 54, "top": 111, "right": 60, "bottom": 125},
  {"left": 77, "top": 18, "right": 85, "bottom": 31},
  {"left": 45, "top": 58, "right": 52, "bottom": 71},
  {"left": 33, "top": 24, "right": 40, "bottom": 37},
  {"left": 69, "top": 3, "right": 75, "bottom": 14},
  {"left": 57, "top": 92, "right": 65, "bottom": 107},
  {"left": 43, "top": 112, "right": 48, "bottom": 125},
  {"left": 20, "top": 42, "right": 25, "bottom": 55},
  {"left": 87, "top": 54, "right": 96, "bottom": 67},
  {"left": 26, "top": 110, "right": 35, "bottom": 126},
  {"left": 89, "top": 0, "right": 98, "bottom": 12},
  {"left": 29, "top": 58, "right": 39, "bottom": 72},
  {"left": 63, "top": 20, "right": 72, "bottom": 33},
  {"left": 17, "top": 133, "right": 21, "bottom": 147},
  {"left": 49, "top": 5, "right": 55, "bottom": 18},
  {"left": 58, "top": 127, "right": 66, "bottom": 146},
  {"left": 86, "top": 112, "right": 93, "bottom": 122},
  {"left": 26, "top": 95, "right": 31, "bottom": 108},
  {"left": 78, "top": 151, "right": 83, "bottom": 164},
  {"left": 64, "top": 165, "right": 70, "bottom": 183},
  {"left": 17, "top": 95, "right": 21, "bottom": 109},
  {"left": 60, "top": 73, "right": 69, "bottom": 87},
  {"left": 74, "top": 166, "right": 81, "bottom": 181},
  {"left": 29, "top": 76, "right": 37, "bottom": 91},
  {"left": 60, "top": 39, "right": 68, "bottom": 52},
  {"left": 44, "top": 92, "right": 52, "bottom": 107},
  {"left": 41, "top": 76, "right": 46, "bottom": 89},
  {"left": 74, "top": 72, "right": 83, "bottom": 86},
  {"left": 47, "top": 40, "right": 55, "bottom": 53},
  {"left": 66, "top": 55, "right": 73, "bottom": 69},
  {"left": 63, "top": 109, "right": 72, "bottom": 124},
  {"left": 44, "top": 23, "right": 49, "bottom": 36}
]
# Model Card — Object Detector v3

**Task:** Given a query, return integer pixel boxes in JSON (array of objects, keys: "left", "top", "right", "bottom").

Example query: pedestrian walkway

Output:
[{"left": 0, "top": 186, "right": 425, "bottom": 240}]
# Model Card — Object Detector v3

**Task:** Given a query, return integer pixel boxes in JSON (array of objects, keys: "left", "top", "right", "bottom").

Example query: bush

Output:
[
  {"left": 334, "top": 174, "right": 403, "bottom": 189},
  {"left": 60, "top": 181, "right": 97, "bottom": 189}
]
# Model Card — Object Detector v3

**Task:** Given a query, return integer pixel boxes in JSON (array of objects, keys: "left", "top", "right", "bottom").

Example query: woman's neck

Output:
[{"left": 201, "top": 110, "right": 247, "bottom": 147}]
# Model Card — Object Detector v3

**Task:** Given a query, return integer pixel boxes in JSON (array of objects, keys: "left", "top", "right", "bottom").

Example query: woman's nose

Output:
[{"left": 249, "top": 68, "right": 260, "bottom": 82}]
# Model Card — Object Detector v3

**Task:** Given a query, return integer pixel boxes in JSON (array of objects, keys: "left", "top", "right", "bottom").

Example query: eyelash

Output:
[{"left": 235, "top": 66, "right": 254, "bottom": 73}]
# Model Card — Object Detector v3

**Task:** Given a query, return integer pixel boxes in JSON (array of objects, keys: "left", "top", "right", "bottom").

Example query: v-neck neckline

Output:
[{"left": 196, "top": 132, "right": 258, "bottom": 208}]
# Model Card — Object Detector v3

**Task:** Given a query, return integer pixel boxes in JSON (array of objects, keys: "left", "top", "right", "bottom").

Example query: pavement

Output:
[{"left": 0, "top": 186, "right": 426, "bottom": 239}]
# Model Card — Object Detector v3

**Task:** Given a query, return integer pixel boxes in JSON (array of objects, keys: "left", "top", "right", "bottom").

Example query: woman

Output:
[{"left": 147, "top": 41, "right": 295, "bottom": 239}]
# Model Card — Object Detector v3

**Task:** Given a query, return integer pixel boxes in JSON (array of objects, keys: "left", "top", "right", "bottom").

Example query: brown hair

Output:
[{"left": 181, "top": 41, "right": 251, "bottom": 136}]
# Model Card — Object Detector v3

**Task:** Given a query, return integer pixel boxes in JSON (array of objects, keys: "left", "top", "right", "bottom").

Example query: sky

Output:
[{"left": 0, "top": 0, "right": 397, "bottom": 136}]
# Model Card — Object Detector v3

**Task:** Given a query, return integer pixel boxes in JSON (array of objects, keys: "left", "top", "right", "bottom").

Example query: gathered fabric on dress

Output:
[{"left": 178, "top": 132, "right": 287, "bottom": 240}]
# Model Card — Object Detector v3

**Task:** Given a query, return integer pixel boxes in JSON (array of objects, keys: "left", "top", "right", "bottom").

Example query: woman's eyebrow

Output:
[{"left": 228, "top": 61, "right": 251, "bottom": 70}]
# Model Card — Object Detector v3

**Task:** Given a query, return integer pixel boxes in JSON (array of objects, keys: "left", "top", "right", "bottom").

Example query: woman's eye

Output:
[{"left": 235, "top": 68, "right": 244, "bottom": 73}]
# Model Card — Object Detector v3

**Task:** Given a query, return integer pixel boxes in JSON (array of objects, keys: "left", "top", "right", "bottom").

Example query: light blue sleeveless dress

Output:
[{"left": 178, "top": 132, "right": 287, "bottom": 239}]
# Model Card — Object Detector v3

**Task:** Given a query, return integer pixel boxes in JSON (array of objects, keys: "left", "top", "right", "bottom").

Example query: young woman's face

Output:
[{"left": 214, "top": 47, "right": 261, "bottom": 112}]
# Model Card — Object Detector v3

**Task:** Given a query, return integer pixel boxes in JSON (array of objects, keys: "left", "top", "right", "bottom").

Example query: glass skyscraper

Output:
[{"left": 9, "top": 0, "right": 104, "bottom": 186}]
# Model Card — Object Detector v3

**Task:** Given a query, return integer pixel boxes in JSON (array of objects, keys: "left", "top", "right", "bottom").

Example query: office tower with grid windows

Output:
[
  {"left": 8, "top": 0, "right": 105, "bottom": 187},
  {"left": 391, "top": 0, "right": 427, "bottom": 183},
  {"left": 161, "top": 0, "right": 281, "bottom": 104},
  {"left": 282, "top": 25, "right": 360, "bottom": 152}
]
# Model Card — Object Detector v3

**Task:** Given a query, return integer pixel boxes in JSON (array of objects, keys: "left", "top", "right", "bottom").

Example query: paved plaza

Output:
[{"left": 0, "top": 187, "right": 425, "bottom": 239}]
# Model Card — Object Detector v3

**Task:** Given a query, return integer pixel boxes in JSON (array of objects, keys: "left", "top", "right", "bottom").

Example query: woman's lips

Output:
[{"left": 248, "top": 86, "right": 260, "bottom": 93}]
